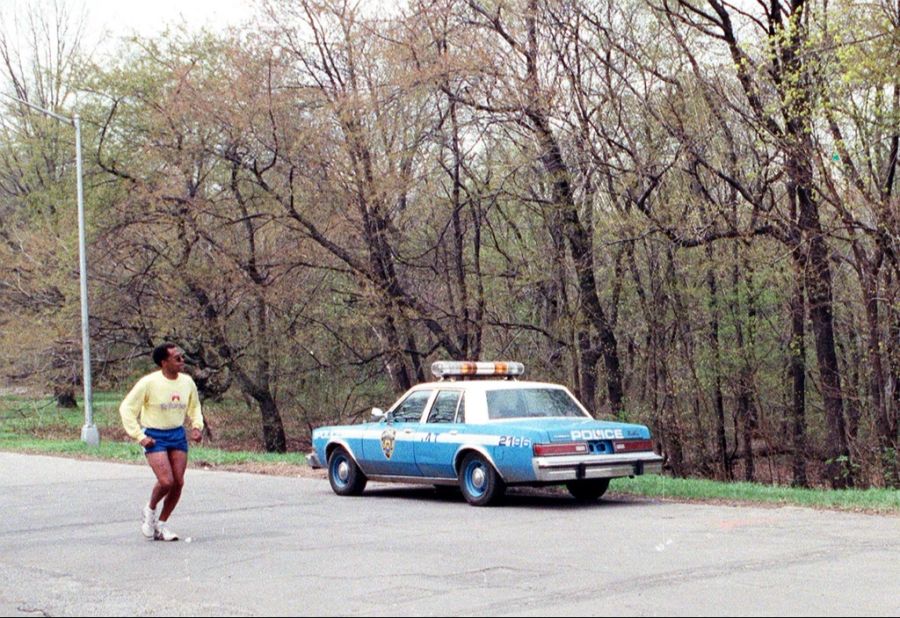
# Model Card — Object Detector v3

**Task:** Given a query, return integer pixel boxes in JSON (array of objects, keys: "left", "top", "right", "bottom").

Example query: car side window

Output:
[
  {"left": 427, "top": 391, "right": 461, "bottom": 424},
  {"left": 391, "top": 390, "right": 433, "bottom": 423}
]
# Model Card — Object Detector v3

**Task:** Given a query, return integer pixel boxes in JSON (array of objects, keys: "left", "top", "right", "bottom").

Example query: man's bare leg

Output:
[
  {"left": 158, "top": 449, "right": 188, "bottom": 522},
  {"left": 146, "top": 451, "right": 175, "bottom": 509}
]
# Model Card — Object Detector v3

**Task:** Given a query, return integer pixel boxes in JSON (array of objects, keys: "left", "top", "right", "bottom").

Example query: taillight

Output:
[
  {"left": 533, "top": 442, "right": 589, "bottom": 456},
  {"left": 612, "top": 439, "right": 654, "bottom": 453}
]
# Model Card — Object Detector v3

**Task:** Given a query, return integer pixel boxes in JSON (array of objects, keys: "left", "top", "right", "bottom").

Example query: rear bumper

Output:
[{"left": 532, "top": 452, "right": 663, "bottom": 482}]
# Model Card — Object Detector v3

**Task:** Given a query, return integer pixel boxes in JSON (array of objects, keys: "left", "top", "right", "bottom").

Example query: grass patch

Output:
[
  {"left": 0, "top": 436, "right": 145, "bottom": 462},
  {"left": 611, "top": 474, "right": 900, "bottom": 514},
  {"left": 0, "top": 391, "right": 127, "bottom": 434},
  {"left": 0, "top": 436, "right": 307, "bottom": 467}
]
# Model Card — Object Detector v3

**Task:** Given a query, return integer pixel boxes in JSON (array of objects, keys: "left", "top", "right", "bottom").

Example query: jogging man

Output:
[{"left": 120, "top": 343, "right": 204, "bottom": 541}]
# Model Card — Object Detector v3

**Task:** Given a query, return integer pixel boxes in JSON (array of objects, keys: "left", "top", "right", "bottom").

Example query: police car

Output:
[{"left": 308, "top": 361, "right": 663, "bottom": 506}]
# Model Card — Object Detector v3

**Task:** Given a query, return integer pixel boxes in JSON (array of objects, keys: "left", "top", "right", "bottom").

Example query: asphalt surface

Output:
[{"left": 1, "top": 451, "right": 898, "bottom": 616}]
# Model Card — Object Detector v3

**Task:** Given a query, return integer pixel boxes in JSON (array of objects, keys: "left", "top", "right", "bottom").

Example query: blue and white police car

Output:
[{"left": 308, "top": 361, "right": 663, "bottom": 506}]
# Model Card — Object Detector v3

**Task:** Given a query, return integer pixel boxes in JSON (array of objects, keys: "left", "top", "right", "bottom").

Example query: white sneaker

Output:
[
  {"left": 154, "top": 521, "right": 179, "bottom": 541},
  {"left": 141, "top": 504, "right": 157, "bottom": 538}
]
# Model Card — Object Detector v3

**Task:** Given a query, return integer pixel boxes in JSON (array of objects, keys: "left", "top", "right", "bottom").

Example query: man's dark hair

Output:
[{"left": 152, "top": 343, "right": 178, "bottom": 367}]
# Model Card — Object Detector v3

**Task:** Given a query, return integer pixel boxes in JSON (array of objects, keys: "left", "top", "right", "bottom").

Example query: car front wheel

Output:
[
  {"left": 566, "top": 478, "right": 610, "bottom": 501},
  {"left": 458, "top": 453, "right": 506, "bottom": 506},
  {"left": 327, "top": 447, "right": 368, "bottom": 496}
]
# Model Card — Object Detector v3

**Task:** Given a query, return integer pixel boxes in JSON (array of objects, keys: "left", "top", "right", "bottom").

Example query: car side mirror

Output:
[{"left": 371, "top": 407, "right": 386, "bottom": 420}]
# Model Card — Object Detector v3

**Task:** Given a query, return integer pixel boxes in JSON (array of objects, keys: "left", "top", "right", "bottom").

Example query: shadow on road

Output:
[{"left": 357, "top": 484, "right": 657, "bottom": 509}]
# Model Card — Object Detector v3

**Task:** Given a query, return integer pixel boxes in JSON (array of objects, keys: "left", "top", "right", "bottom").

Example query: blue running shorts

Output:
[{"left": 143, "top": 426, "right": 188, "bottom": 454}]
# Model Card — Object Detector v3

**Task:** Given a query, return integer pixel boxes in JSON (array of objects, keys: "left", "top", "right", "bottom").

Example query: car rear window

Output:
[{"left": 485, "top": 388, "right": 585, "bottom": 419}]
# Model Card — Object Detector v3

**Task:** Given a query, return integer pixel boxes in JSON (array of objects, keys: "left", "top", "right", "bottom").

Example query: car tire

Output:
[
  {"left": 566, "top": 478, "right": 610, "bottom": 501},
  {"left": 458, "top": 452, "right": 506, "bottom": 506},
  {"left": 327, "top": 447, "right": 368, "bottom": 496}
]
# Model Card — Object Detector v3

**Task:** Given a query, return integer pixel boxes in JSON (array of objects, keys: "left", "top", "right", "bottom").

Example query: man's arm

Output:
[
  {"left": 186, "top": 379, "right": 203, "bottom": 443},
  {"left": 119, "top": 377, "right": 149, "bottom": 444}
]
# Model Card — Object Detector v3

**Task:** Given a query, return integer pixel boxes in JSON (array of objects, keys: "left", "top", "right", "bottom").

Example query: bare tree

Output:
[{"left": 0, "top": 0, "right": 92, "bottom": 406}]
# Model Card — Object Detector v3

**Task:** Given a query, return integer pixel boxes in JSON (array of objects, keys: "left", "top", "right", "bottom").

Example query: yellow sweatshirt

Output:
[{"left": 119, "top": 370, "right": 204, "bottom": 443}]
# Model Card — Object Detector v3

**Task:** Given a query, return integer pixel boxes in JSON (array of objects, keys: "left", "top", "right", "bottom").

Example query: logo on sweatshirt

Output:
[{"left": 160, "top": 392, "right": 186, "bottom": 411}]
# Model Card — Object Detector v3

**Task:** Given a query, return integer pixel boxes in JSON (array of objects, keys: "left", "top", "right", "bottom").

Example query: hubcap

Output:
[
  {"left": 337, "top": 460, "right": 350, "bottom": 482},
  {"left": 471, "top": 465, "right": 486, "bottom": 490}
]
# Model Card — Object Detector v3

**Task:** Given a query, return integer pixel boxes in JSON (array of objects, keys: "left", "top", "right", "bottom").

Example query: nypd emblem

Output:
[{"left": 381, "top": 428, "right": 397, "bottom": 459}]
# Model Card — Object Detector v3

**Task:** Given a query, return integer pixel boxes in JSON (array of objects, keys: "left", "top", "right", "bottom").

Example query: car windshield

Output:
[{"left": 486, "top": 388, "right": 586, "bottom": 419}]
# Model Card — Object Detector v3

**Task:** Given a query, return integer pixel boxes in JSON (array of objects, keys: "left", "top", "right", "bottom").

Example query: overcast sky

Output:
[{"left": 84, "top": 0, "right": 258, "bottom": 40}]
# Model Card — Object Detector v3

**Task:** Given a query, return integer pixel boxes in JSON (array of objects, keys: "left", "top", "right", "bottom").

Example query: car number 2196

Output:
[{"left": 498, "top": 435, "right": 531, "bottom": 448}]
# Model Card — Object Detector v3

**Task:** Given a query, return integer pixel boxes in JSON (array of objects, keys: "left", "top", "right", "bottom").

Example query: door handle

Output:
[
  {"left": 403, "top": 428, "right": 414, "bottom": 434},
  {"left": 449, "top": 430, "right": 459, "bottom": 435}
]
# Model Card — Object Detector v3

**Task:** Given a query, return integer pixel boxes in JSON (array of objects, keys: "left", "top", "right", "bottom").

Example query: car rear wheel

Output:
[
  {"left": 458, "top": 453, "right": 506, "bottom": 506},
  {"left": 327, "top": 447, "right": 368, "bottom": 496},
  {"left": 566, "top": 478, "right": 610, "bottom": 501}
]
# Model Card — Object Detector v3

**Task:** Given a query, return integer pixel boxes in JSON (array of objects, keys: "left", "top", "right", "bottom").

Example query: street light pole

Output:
[
  {"left": 2, "top": 93, "right": 99, "bottom": 445},
  {"left": 73, "top": 113, "right": 99, "bottom": 446}
]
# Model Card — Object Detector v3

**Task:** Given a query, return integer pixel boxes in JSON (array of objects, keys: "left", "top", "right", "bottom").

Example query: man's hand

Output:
[
  {"left": 190, "top": 428, "right": 203, "bottom": 444},
  {"left": 140, "top": 436, "right": 155, "bottom": 448}
]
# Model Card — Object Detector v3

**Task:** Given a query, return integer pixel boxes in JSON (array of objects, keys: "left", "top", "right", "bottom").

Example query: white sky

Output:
[
  {"left": 84, "top": 0, "right": 259, "bottom": 40},
  {"left": 0, "top": 0, "right": 262, "bottom": 61}
]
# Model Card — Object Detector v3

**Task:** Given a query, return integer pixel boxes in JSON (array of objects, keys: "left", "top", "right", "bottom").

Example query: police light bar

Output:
[{"left": 431, "top": 361, "right": 525, "bottom": 379}]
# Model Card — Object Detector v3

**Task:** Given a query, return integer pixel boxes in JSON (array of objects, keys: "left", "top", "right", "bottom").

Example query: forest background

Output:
[{"left": 1, "top": 0, "right": 897, "bottom": 490}]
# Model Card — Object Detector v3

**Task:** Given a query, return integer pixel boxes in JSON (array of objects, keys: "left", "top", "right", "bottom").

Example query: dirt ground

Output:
[{"left": 192, "top": 459, "right": 326, "bottom": 479}]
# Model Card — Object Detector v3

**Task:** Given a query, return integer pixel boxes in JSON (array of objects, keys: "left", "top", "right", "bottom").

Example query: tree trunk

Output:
[
  {"left": 379, "top": 312, "right": 413, "bottom": 392},
  {"left": 888, "top": 285, "right": 900, "bottom": 486},
  {"left": 730, "top": 249, "right": 757, "bottom": 482},
  {"left": 578, "top": 330, "right": 600, "bottom": 414},
  {"left": 54, "top": 386, "right": 77, "bottom": 409},
  {"left": 706, "top": 246, "right": 731, "bottom": 480},
  {"left": 738, "top": 389, "right": 755, "bottom": 482},
  {"left": 658, "top": 359, "right": 685, "bottom": 476},
  {"left": 799, "top": 189, "right": 853, "bottom": 487},
  {"left": 258, "top": 391, "right": 287, "bottom": 454},
  {"left": 858, "top": 255, "right": 896, "bottom": 483},
  {"left": 839, "top": 324, "right": 863, "bottom": 446},
  {"left": 789, "top": 248, "right": 809, "bottom": 487}
]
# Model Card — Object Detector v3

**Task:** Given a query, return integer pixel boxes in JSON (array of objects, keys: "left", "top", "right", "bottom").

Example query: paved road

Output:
[{"left": 1, "top": 452, "right": 897, "bottom": 616}]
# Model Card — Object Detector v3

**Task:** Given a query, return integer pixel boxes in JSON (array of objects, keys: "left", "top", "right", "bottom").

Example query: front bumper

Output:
[
  {"left": 532, "top": 452, "right": 663, "bottom": 482},
  {"left": 308, "top": 451, "right": 322, "bottom": 469}
]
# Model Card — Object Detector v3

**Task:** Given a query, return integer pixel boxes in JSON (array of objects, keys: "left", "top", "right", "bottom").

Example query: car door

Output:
[
  {"left": 363, "top": 389, "right": 433, "bottom": 477},
  {"left": 414, "top": 390, "right": 465, "bottom": 479}
]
